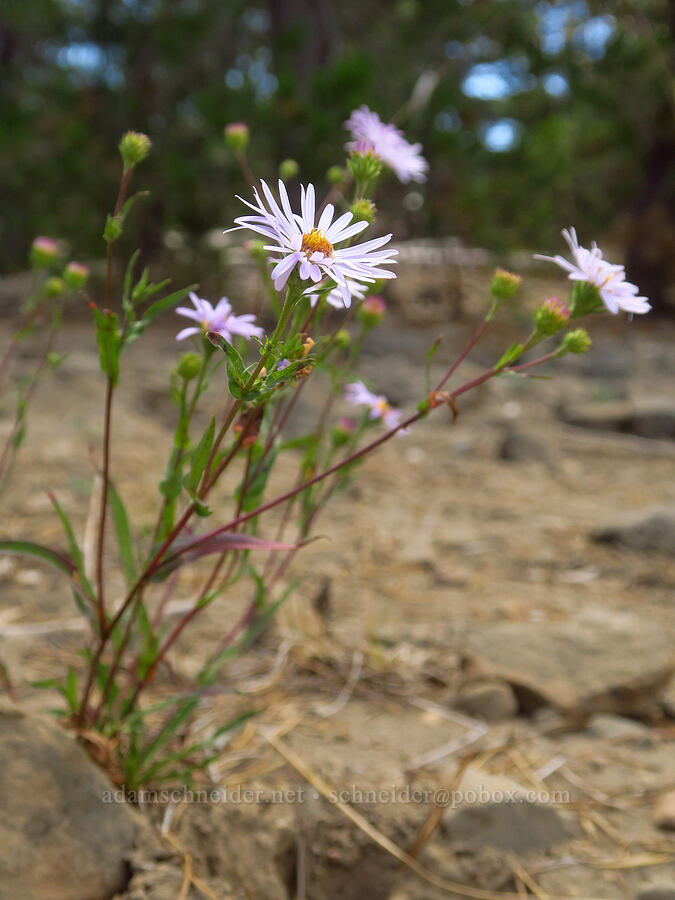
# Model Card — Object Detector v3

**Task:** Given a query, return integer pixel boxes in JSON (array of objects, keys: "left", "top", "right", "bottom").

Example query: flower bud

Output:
[
  {"left": 224, "top": 122, "right": 249, "bottom": 153},
  {"left": 570, "top": 281, "right": 603, "bottom": 318},
  {"left": 490, "top": 268, "right": 522, "bottom": 301},
  {"left": 176, "top": 352, "right": 202, "bottom": 381},
  {"left": 332, "top": 417, "right": 356, "bottom": 447},
  {"left": 357, "top": 295, "right": 386, "bottom": 328},
  {"left": 279, "top": 158, "right": 299, "bottom": 181},
  {"left": 63, "top": 261, "right": 90, "bottom": 291},
  {"left": 30, "top": 237, "right": 59, "bottom": 269},
  {"left": 334, "top": 329, "right": 350, "bottom": 350},
  {"left": 103, "top": 215, "right": 123, "bottom": 243},
  {"left": 42, "top": 276, "right": 64, "bottom": 298},
  {"left": 119, "top": 131, "right": 151, "bottom": 170},
  {"left": 347, "top": 142, "right": 383, "bottom": 184},
  {"left": 534, "top": 296, "right": 570, "bottom": 336},
  {"left": 558, "top": 328, "right": 591, "bottom": 355},
  {"left": 244, "top": 239, "right": 267, "bottom": 264},
  {"left": 349, "top": 198, "right": 376, "bottom": 225},
  {"left": 327, "top": 165, "right": 345, "bottom": 186}
]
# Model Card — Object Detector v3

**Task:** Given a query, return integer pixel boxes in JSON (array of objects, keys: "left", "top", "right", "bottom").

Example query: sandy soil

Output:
[{"left": 0, "top": 273, "right": 674, "bottom": 899}]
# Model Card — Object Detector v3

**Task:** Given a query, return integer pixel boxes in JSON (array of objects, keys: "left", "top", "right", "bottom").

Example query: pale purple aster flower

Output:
[
  {"left": 345, "top": 106, "right": 428, "bottom": 184},
  {"left": 344, "top": 381, "right": 404, "bottom": 431},
  {"left": 307, "top": 280, "right": 368, "bottom": 310},
  {"left": 534, "top": 228, "right": 650, "bottom": 315},
  {"left": 227, "top": 180, "right": 397, "bottom": 307},
  {"left": 176, "top": 292, "right": 264, "bottom": 343}
]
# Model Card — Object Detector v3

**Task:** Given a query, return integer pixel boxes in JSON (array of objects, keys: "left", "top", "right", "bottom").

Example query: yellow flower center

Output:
[{"left": 301, "top": 229, "right": 333, "bottom": 257}]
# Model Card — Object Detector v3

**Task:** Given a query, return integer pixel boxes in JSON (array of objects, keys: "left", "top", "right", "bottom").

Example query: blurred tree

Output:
[{"left": 0, "top": 0, "right": 672, "bottom": 306}]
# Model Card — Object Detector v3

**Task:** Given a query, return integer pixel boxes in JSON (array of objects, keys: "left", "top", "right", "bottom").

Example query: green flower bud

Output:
[
  {"left": 334, "top": 328, "right": 351, "bottom": 349},
  {"left": 30, "top": 237, "right": 59, "bottom": 269},
  {"left": 347, "top": 145, "right": 383, "bottom": 184},
  {"left": 490, "top": 268, "right": 522, "bottom": 301},
  {"left": 224, "top": 122, "right": 249, "bottom": 153},
  {"left": 63, "top": 262, "right": 90, "bottom": 291},
  {"left": 119, "top": 131, "right": 151, "bottom": 171},
  {"left": 279, "top": 158, "right": 299, "bottom": 181},
  {"left": 43, "top": 276, "right": 64, "bottom": 298},
  {"left": 327, "top": 165, "right": 345, "bottom": 186},
  {"left": 558, "top": 328, "right": 591, "bottom": 355},
  {"left": 176, "top": 352, "right": 202, "bottom": 381},
  {"left": 332, "top": 417, "right": 356, "bottom": 447},
  {"left": 357, "top": 295, "right": 386, "bottom": 328},
  {"left": 349, "top": 199, "right": 376, "bottom": 226},
  {"left": 570, "top": 281, "right": 604, "bottom": 318},
  {"left": 533, "top": 296, "right": 571, "bottom": 336},
  {"left": 103, "top": 215, "right": 123, "bottom": 244}
]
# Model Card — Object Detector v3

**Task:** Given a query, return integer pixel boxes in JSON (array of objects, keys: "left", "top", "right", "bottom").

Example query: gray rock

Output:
[
  {"left": 592, "top": 504, "right": 675, "bottom": 555},
  {"left": 561, "top": 398, "right": 675, "bottom": 438},
  {"left": 443, "top": 767, "right": 574, "bottom": 854},
  {"left": 637, "top": 886, "right": 675, "bottom": 900},
  {"left": 498, "top": 429, "right": 552, "bottom": 464},
  {"left": 455, "top": 679, "right": 518, "bottom": 721},
  {"left": 463, "top": 608, "right": 674, "bottom": 717},
  {"left": 0, "top": 705, "right": 136, "bottom": 900}
]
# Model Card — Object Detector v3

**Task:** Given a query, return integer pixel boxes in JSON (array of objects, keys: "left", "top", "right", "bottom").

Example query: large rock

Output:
[
  {"left": 462, "top": 609, "right": 674, "bottom": 717},
  {"left": 560, "top": 398, "right": 675, "bottom": 439},
  {"left": 443, "top": 767, "right": 574, "bottom": 854},
  {"left": 592, "top": 504, "right": 675, "bottom": 555},
  {"left": 0, "top": 705, "right": 136, "bottom": 900}
]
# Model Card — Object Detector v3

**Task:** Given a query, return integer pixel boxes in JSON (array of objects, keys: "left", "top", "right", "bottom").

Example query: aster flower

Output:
[
  {"left": 228, "top": 180, "right": 397, "bottom": 307},
  {"left": 534, "top": 228, "right": 650, "bottom": 316},
  {"left": 308, "top": 280, "right": 368, "bottom": 310},
  {"left": 176, "top": 292, "right": 264, "bottom": 343},
  {"left": 344, "top": 381, "right": 404, "bottom": 431},
  {"left": 345, "top": 106, "right": 428, "bottom": 184}
]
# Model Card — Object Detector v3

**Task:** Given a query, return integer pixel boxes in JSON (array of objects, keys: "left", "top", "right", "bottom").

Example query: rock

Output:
[
  {"left": 498, "top": 429, "right": 552, "bottom": 464},
  {"left": 455, "top": 679, "right": 518, "bottom": 721},
  {"left": 0, "top": 705, "right": 136, "bottom": 900},
  {"left": 463, "top": 608, "right": 674, "bottom": 717},
  {"left": 592, "top": 504, "right": 675, "bottom": 555},
  {"left": 560, "top": 398, "right": 675, "bottom": 439},
  {"left": 443, "top": 767, "right": 574, "bottom": 854},
  {"left": 587, "top": 713, "right": 653, "bottom": 745},
  {"left": 653, "top": 791, "right": 675, "bottom": 831},
  {"left": 637, "top": 886, "right": 675, "bottom": 900}
]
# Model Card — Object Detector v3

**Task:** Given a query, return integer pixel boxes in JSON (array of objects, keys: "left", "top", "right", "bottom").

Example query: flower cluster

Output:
[{"left": 345, "top": 106, "right": 427, "bottom": 184}]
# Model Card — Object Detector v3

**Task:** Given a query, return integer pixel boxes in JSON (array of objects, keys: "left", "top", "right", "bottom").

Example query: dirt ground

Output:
[{"left": 1, "top": 267, "right": 674, "bottom": 900}]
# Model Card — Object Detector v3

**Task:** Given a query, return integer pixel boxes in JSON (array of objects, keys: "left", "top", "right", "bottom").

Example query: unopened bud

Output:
[
  {"left": 63, "top": 261, "right": 90, "bottom": 291},
  {"left": 119, "top": 131, "right": 151, "bottom": 170},
  {"left": 224, "top": 122, "right": 249, "bottom": 153},
  {"left": 349, "top": 198, "right": 376, "bottom": 225},
  {"left": 176, "top": 352, "right": 202, "bottom": 381},
  {"left": 327, "top": 165, "right": 345, "bottom": 186},
  {"left": 31, "top": 237, "right": 59, "bottom": 269},
  {"left": 43, "top": 276, "right": 64, "bottom": 298},
  {"left": 490, "top": 268, "right": 522, "bottom": 301},
  {"left": 558, "top": 328, "right": 591, "bottom": 355},
  {"left": 357, "top": 295, "right": 386, "bottom": 328},
  {"left": 347, "top": 143, "right": 383, "bottom": 184},
  {"left": 334, "top": 329, "right": 350, "bottom": 350},
  {"left": 279, "top": 158, "right": 299, "bottom": 181},
  {"left": 332, "top": 417, "right": 356, "bottom": 447},
  {"left": 570, "top": 281, "right": 603, "bottom": 318},
  {"left": 534, "top": 296, "right": 570, "bottom": 336}
]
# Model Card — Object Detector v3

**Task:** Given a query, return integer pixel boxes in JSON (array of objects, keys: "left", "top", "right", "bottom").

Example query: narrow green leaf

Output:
[
  {"left": 185, "top": 417, "right": 215, "bottom": 494},
  {"left": 108, "top": 481, "right": 138, "bottom": 588},
  {"left": 142, "top": 285, "right": 196, "bottom": 325},
  {"left": 0, "top": 539, "right": 75, "bottom": 577},
  {"left": 48, "top": 494, "right": 96, "bottom": 601}
]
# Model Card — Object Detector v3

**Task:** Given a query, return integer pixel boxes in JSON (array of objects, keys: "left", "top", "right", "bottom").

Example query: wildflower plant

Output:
[{"left": 0, "top": 117, "right": 650, "bottom": 789}]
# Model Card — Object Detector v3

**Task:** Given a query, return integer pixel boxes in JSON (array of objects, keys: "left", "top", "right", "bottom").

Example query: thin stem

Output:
[
  {"left": 434, "top": 315, "right": 489, "bottom": 392},
  {"left": 95, "top": 377, "right": 114, "bottom": 631}
]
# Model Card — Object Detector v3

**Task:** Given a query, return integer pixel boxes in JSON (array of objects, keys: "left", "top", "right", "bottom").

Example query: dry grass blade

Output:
[
  {"left": 507, "top": 856, "right": 551, "bottom": 900},
  {"left": 261, "top": 727, "right": 614, "bottom": 900},
  {"left": 407, "top": 752, "right": 476, "bottom": 860},
  {"left": 162, "top": 831, "right": 218, "bottom": 900}
]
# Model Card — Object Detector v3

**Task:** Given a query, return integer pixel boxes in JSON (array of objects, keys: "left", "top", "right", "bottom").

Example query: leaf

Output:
[
  {"left": 108, "top": 481, "right": 138, "bottom": 588},
  {"left": 59, "top": 667, "right": 78, "bottom": 713},
  {"left": 48, "top": 493, "right": 96, "bottom": 601},
  {"left": 0, "top": 539, "right": 76, "bottom": 576},
  {"left": 184, "top": 417, "right": 215, "bottom": 494},
  {"left": 122, "top": 249, "right": 141, "bottom": 318},
  {"left": 92, "top": 307, "right": 120, "bottom": 384},
  {"left": 134, "top": 696, "right": 200, "bottom": 772},
  {"left": 152, "top": 532, "right": 297, "bottom": 579},
  {"left": 495, "top": 341, "right": 523, "bottom": 371},
  {"left": 141, "top": 285, "right": 196, "bottom": 325}
]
